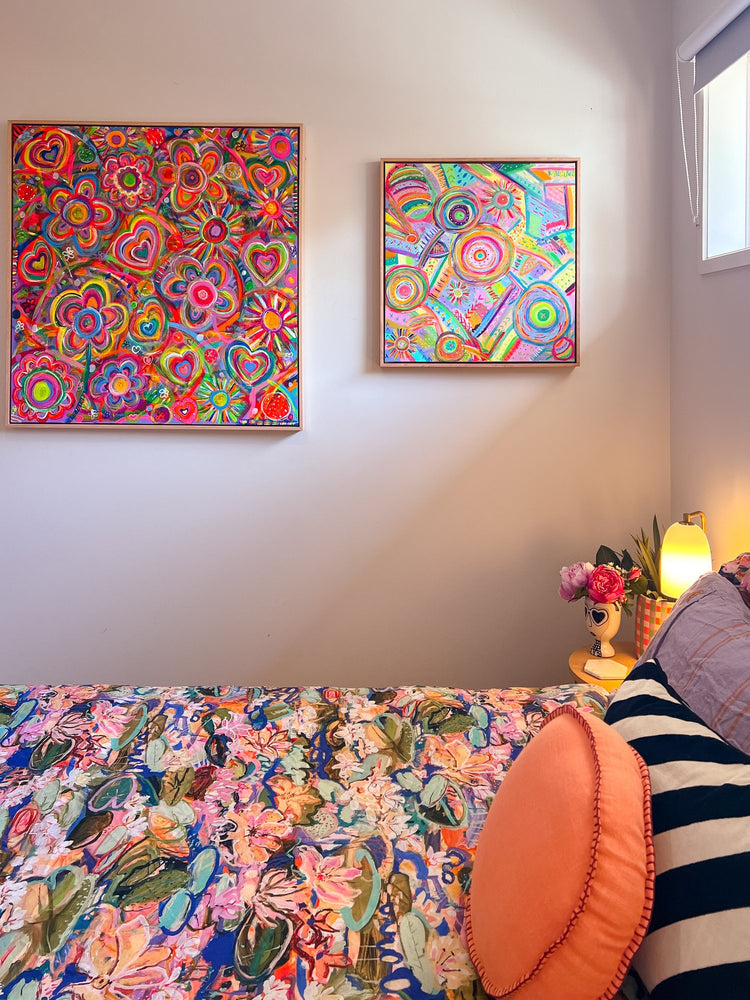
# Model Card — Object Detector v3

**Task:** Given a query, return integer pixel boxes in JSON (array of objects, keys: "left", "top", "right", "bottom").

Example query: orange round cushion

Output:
[{"left": 466, "top": 704, "right": 654, "bottom": 1000}]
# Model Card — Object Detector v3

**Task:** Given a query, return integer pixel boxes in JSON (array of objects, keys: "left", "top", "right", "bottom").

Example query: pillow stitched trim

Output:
[{"left": 465, "top": 704, "right": 655, "bottom": 998}]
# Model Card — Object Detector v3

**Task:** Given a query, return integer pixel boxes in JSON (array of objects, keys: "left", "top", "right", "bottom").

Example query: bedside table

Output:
[{"left": 568, "top": 641, "right": 638, "bottom": 693}]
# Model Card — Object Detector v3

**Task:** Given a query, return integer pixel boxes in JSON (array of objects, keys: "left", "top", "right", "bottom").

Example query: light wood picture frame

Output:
[
  {"left": 381, "top": 158, "right": 579, "bottom": 368},
  {"left": 8, "top": 122, "right": 302, "bottom": 428}
]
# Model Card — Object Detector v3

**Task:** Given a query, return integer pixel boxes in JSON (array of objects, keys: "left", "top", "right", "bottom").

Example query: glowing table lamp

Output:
[{"left": 660, "top": 511, "right": 712, "bottom": 600}]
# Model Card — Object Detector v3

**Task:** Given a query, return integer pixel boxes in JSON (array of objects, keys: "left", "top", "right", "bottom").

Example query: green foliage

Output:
[{"left": 631, "top": 515, "right": 665, "bottom": 597}]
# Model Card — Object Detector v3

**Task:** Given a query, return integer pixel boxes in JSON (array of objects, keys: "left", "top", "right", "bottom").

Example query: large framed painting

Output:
[
  {"left": 9, "top": 123, "right": 302, "bottom": 427},
  {"left": 381, "top": 159, "right": 578, "bottom": 367}
]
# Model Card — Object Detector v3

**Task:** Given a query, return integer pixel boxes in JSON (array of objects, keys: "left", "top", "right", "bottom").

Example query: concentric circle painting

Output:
[
  {"left": 9, "top": 123, "right": 302, "bottom": 427},
  {"left": 381, "top": 159, "right": 578, "bottom": 366}
]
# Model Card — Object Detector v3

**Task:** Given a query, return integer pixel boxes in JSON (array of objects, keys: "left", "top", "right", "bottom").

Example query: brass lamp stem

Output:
[{"left": 682, "top": 511, "right": 707, "bottom": 532}]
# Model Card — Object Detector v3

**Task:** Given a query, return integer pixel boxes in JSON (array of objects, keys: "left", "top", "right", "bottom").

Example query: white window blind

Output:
[
  {"left": 677, "top": 0, "right": 750, "bottom": 268},
  {"left": 694, "top": 5, "right": 750, "bottom": 91}
]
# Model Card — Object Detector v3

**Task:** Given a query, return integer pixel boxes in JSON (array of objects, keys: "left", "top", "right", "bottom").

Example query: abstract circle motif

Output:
[
  {"left": 259, "top": 388, "right": 293, "bottom": 422},
  {"left": 11, "top": 352, "right": 76, "bottom": 422},
  {"left": 452, "top": 226, "right": 514, "bottom": 284},
  {"left": 384, "top": 266, "right": 429, "bottom": 312},
  {"left": 268, "top": 132, "right": 294, "bottom": 161},
  {"left": 513, "top": 283, "right": 571, "bottom": 345},
  {"left": 435, "top": 333, "right": 467, "bottom": 363},
  {"left": 434, "top": 187, "right": 481, "bottom": 231},
  {"left": 552, "top": 336, "right": 575, "bottom": 361}
]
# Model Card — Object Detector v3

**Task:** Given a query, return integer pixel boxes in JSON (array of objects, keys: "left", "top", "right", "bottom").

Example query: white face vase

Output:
[{"left": 584, "top": 598, "right": 622, "bottom": 657}]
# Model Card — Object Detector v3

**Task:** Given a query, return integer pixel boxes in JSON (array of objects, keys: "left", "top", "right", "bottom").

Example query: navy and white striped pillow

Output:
[{"left": 605, "top": 659, "right": 750, "bottom": 1000}]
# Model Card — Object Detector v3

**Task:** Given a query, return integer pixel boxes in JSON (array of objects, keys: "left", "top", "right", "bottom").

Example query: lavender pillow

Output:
[{"left": 637, "top": 572, "right": 750, "bottom": 753}]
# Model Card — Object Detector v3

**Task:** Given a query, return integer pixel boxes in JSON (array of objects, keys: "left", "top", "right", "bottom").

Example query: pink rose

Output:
[
  {"left": 628, "top": 567, "right": 642, "bottom": 581},
  {"left": 559, "top": 561, "right": 594, "bottom": 601},
  {"left": 587, "top": 565, "right": 625, "bottom": 604}
]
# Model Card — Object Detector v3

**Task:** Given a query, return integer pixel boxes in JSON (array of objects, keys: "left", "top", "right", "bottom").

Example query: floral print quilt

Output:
[{"left": 0, "top": 683, "right": 607, "bottom": 1000}]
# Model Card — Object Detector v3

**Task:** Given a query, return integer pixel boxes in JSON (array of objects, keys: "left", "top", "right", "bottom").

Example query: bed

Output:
[{"left": 0, "top": 681, "right": 608, "bottom": 1000}]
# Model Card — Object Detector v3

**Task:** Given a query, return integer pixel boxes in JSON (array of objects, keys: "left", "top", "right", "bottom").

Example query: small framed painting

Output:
[
  {"left": 9, "top": 122, "right": 302, "bottom": 427},
  {"left": 381, "top": 159, "right": 578, "bottom": 367}
]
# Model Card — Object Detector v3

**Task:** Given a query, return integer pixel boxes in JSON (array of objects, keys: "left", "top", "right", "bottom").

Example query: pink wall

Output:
[
  {"left": 0, "top": 0, "right": 672, "bottom": 687},
  {"left": 671, "top": 0, "right": 750, "bottom": 563}
]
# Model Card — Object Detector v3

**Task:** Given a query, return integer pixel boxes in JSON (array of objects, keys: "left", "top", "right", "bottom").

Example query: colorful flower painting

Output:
[
  {"left": 381, "top": 160, "right": 578, "bottom": 366},
  {"left": 0, "top": 682, "right": 607, "bottom": 999},
  {"left": 9, "top": 123, "right": 301, "bottom": 427}
]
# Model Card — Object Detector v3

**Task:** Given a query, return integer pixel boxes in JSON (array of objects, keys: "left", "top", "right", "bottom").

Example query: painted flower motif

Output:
[
  {"left": 267, "top": 775, "right": 323, "bottom": 825},
  {"left": 384, "top": 327, "right": 417, "bottom": 362},
  {"left": 158, "top": 138, "right": 227, "bottom": 213},
  {"left": 101, "top": 153, "right": 157, "bottom": 210},
  {"left": 295, "top": 847, "right": 360, "bottom": 909},
  {"left": 50, "top": 277, "right": 129, "bottom": 358},
  {"left": 246, "top": 291, "right": 296, "bottom": 352},
  {"left": 74, "top": 909, "right": 175, "bottom": 1000},
  {"left": 426, "top": 930, "right": 477, "bottom": 990},
  {"left": 90, "top": 127, "right": 137, "bottom": 152},
  {"left": 426, "top": 737, "right": 501, "bottom": 790},
  {"left": 482, "top": 180, "right": 520, "bottom": 226},
  {"left": 195, "top": 374, "right": 247, "bottom": 425},
  {"left": 446, "top": 279, "right": 470, "bottom": 305},
  {"left": 251, "top": 128, "right": 298, "bottom": 163},
  {"left": 337, "top": 775, "right": 404, "bottom": 826},
  {"left": 11, "top": 351, "right": 76, "bottom": 422},
  {"left": 240, "top": 866, "right": 306, "bottom": 926},
  {"left": 227, "top": 803, "right": 288, "bottom": 865},
  {"left": 250, "top": 186, "right": 296, "bottom": 233},
  {"left": 180, "top": 201, "right": 245, "bottom": 262},
  {"left": 241, "top": 726, "right": 293, "bottom": 760},
  {"left": 160, "top": 256, "right": 240, "bottom": 332},
  {"left": 89, "top": 355, "right": 147, "bottom": 415},
  {"left": 43, "top": 175, "right": 118, "bottom": 254}
]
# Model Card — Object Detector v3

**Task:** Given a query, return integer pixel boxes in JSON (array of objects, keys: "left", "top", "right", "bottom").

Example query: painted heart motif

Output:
[
  {"left": 111, "top": 217, "right": 163, "bottom": 274},
  {"left": 243, "top": 239, "right": 290, "bottom": 286},
  {"left": 22, "top": 130, "right": 74, "bottom": 173},
  {"left": 225, "top": 340, "right": 275, "bottom": 389},
  {"left": 248, "top": 163, "right": 285, "bottom": 193},
  {"left": 591, "top": 608, "right": 608, "bottom": 626},
  {"left": 160, "top": 346, "right": 202, "bottom": 386},
  {"left": 130, "top": 298, "right": 167, "bottom": 345},
  {"left": 172, "top": 397, "right": 198, "bottom": 423},
  {"left": 18, "top": 237, "right": 54, "bottom": 284}
]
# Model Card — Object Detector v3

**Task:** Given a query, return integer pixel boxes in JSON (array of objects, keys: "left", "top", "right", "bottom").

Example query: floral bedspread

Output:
[{"left": 0, "top": 683, "right": 607, "bottom": 1000}]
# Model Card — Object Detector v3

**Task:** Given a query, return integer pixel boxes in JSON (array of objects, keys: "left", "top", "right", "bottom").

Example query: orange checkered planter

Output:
[{"left": 635, "top": 594, "right": 675, "bottom": 657}]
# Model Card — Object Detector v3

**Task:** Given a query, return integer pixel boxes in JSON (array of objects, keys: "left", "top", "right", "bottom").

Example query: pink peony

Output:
[
  {"left": 587, "top": 565, "right": 625, "bottom": 604},
  {"left": 559, "top": 561, "right": 594, "bottom": 601}
]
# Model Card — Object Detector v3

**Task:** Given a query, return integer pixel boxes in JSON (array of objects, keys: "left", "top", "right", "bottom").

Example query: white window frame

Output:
[{"left": 700, "top": 52, "right": 750, "bottom": 273}]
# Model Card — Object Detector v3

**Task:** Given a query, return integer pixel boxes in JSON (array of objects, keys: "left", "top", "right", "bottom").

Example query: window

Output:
[{"left": 701, "top": 51, "right": 750, "bottom": 271}]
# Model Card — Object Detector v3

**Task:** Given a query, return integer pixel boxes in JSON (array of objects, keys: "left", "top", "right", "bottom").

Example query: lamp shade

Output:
[{"left": 660, "top": 516, "right": 712, "bottom": 600}]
